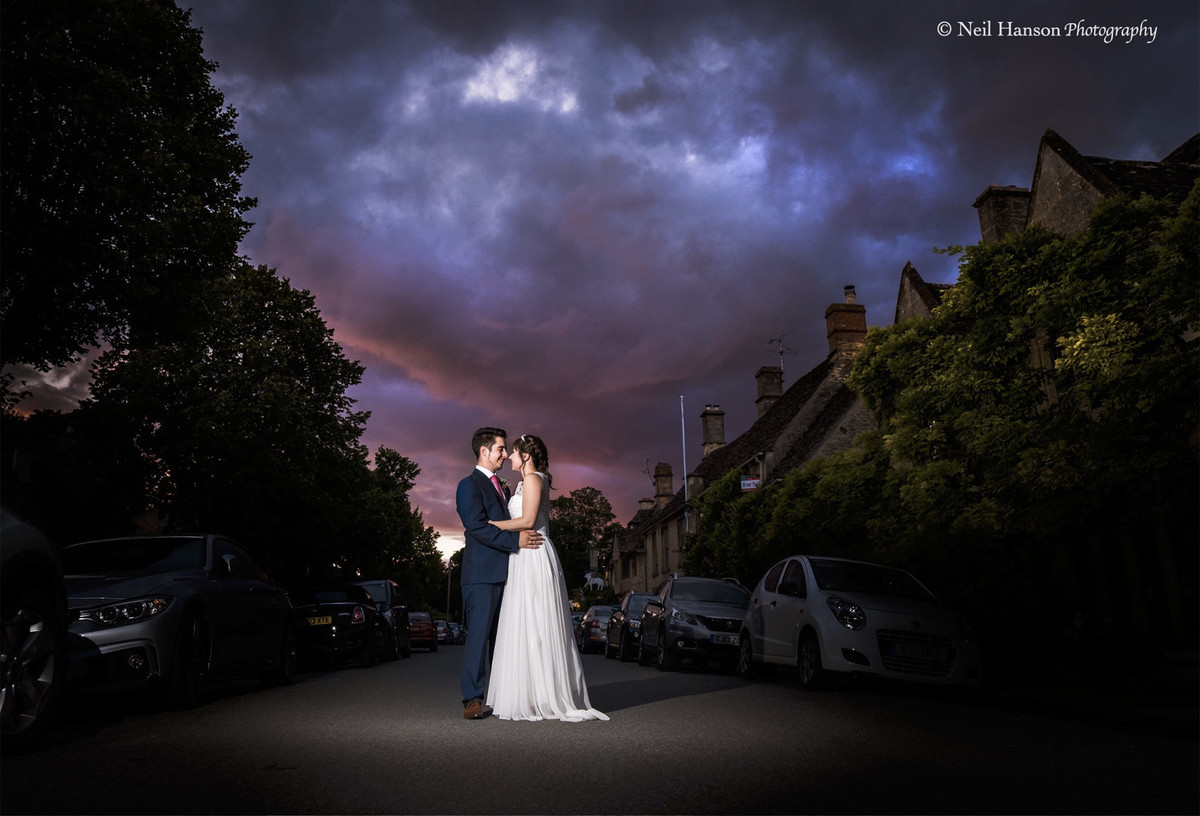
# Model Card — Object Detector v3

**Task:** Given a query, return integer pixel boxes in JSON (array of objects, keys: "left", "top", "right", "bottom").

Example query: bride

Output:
[{"left": 485, "top": 434, "right": 608, "bottom": 722}]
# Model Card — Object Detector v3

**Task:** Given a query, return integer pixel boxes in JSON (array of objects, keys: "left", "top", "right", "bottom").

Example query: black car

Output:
[
  {"left": 350, "top": 579, "right": 411, "bottom": 660},
  {"left": 62, "top": 534, "right": 295, "bottom": 709},
  {"left": 639, "top": 576, "right": 750, "bottom": 672},
  {"left": 605, "top": 591, "right": 656, "bottom": 662},
  {"left": 1, "top": 506, "right": 70, "bottom": 750},
  {"left": 293, "top": 584, "right": 386, "bottom": 669}
]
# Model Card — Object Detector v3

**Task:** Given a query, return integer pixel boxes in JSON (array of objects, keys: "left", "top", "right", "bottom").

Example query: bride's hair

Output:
[{"left": 513, "top": 434, "right": 552, "bottom": 489}]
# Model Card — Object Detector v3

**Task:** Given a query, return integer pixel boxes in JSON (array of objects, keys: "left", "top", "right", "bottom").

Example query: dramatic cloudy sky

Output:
[{"left": 52, "top": 1, "right": 1200, "bottom": 558}]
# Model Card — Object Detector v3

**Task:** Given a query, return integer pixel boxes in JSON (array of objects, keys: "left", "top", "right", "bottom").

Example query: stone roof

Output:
[
  {"left": 1042, "top": 128, "right": 1199, "bottom": 204},
  {"left": 631, "top": 354, "right": 854, "bottom": 533}
]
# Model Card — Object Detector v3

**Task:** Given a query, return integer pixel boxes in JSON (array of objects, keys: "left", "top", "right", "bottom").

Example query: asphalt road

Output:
[{"left": 3, "top": 646, "right": 1197, "bottom": 815}]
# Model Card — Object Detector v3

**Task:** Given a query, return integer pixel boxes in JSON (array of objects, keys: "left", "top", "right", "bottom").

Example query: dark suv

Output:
[{"left": 351, "top": 579, "right": 411, "bottom": 660}]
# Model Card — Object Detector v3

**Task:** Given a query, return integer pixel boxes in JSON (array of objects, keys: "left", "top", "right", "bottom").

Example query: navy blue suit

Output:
[{"left": 457, "top": 468, "right": 520, "bottom": 704}]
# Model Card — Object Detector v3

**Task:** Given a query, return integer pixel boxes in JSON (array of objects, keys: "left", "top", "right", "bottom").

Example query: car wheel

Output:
[
  {"left": 430, "top": 641, "right": 438, "bottom": 653},
  {"left": 399, "top": 640, "right": 412, "bottom": 659},
  {"left": 637, "top": 637, "right": 650, "bottom": 666},
  {"left": 604, "top": 635, "right": 616, "bottom": 659},
  {"left": 166, "top": 613, "right": 208, "bottom": 710},
  {"left": 0, "top": 589, "right": 66, "bottom": 751},
  {"left": 656, "top": 627, "right": 677, "bottom": 671},
  {"left": 618, "top": 633, "right": 634, "bottom": 663},
  {"left": 798, "top": 631, "right": 825, "bottom": 690},
  {"left": 736, "top": 631, "right": 758, "bottom": 679}
]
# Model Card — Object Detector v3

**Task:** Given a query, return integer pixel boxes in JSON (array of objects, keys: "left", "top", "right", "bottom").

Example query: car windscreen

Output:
[
  {"left": 355, "top": 582, "right": 386, "bottom": 602},
  {"left": 62, "top": 537, "right": 206, "bottom": 575},
  {"left": 628, "top": 595, "right": 653, "bottom": 615},
  {"left": 809, "top": 559, "right": 936, "bottom": 603},
  {"left": 671, "top": 579, "right": 750, "bottom": 606}
]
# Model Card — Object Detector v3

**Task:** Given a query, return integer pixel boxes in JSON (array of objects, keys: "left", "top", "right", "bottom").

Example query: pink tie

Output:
[{"left": 490, "top": 475, "right": 504, "bottom": 499}]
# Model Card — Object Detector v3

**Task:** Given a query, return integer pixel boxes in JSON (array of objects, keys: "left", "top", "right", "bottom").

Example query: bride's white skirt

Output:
[{"left": 486, "top": 531, "right": 608, "bottom": 722}]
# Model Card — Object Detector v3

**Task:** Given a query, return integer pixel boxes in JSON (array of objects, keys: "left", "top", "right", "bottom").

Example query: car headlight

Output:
[
  {"left": 629, "top": 619, "right": 641, "bottom": 631},
  {"left": 826, "top": 596, "right": 866, "bottom": 630},
  {"left": 670, "top": 607, "right": 698, "bottom": 626},
  {"left": 79, "top": 597, "right": 172, "bottom": 626}
]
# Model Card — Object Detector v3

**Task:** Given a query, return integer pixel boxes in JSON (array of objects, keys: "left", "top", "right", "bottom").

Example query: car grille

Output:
[
  {"left": 697, "top": 615, "right": 741, "bottom": 633},
  {"left": 876, "top": 630, "right": 955, "bottom": 676}
]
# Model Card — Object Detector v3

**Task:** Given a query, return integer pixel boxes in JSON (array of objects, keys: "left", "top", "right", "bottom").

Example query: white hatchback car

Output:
[{"left": 738, "top": 556, "right": 981, "bottom": 688}]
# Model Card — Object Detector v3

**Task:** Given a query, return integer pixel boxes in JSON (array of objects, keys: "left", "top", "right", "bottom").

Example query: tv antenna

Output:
[
  {"left": 768, "top": 332, "right": 797, "bottom": 374},
  {"left": 642, "top": 459, "right": 654, "bottom": 486}
]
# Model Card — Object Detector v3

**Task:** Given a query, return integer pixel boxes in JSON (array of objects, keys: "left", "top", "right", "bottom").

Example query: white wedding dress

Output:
[{"left": 486, "top": 473, "right": 608, "bottom": 722}]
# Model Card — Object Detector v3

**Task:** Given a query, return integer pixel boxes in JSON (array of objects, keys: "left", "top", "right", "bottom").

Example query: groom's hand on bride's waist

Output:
[{"left": 518, "top": 530, "right": 543, "bottom": 549}]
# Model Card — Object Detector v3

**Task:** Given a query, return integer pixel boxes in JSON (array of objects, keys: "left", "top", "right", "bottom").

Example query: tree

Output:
[
  {"left": 1, "top": 0, "right": 253, "bottom": 397},
  {"left": 347, "top": 446, "right": 443, "bottom": 602},
  {"left": 84, "top": 262, "right": 370, "bottom": 584},
  {"left": 549, "top": 486, "right": 616, "bottom": 590}
]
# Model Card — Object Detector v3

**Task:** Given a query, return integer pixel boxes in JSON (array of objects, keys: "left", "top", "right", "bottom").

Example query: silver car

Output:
[
  {"left": 738, "top": 555, "right": 982, "bottom": 688},
  {"left": 63, "top": 534, "right": 295, "bottom": 708},
  {"left": 639, "top": 576, "right": 750, "bottom": 672}
]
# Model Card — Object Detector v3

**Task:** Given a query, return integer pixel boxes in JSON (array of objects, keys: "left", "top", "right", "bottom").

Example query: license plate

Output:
[
  {"left": 892, "top": 643, "right": 945, "bottom": 661},
  {"left": 306, "top": 616, "right": 332, "bottom": 626},
  {"left": 710, "top": 633, "right": 739, "bottom": 646}
]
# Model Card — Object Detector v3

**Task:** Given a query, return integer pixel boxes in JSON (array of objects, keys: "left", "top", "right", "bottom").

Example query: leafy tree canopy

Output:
[{"left": 1, "top": 0, "right": 253, "bottom": 389}]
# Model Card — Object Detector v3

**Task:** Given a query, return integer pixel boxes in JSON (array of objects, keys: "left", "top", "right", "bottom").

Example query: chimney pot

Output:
[
  {"left": 701, "top": 405, "right": 726, "bottom": 456},
  {"left": 755, "top": 366, "right": 783, "bottom": 418}
]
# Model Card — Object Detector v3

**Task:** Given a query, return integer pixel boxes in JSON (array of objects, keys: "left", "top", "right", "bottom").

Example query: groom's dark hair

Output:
[{"left": 471, "top": 426, "right": 507, "bottom": 458}]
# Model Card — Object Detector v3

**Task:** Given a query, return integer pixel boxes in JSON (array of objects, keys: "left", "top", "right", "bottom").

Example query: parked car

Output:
[
  {"left": 61, "top": 534, "right": 295, "bottom": 709},
  {"left": 639, "top": 576, "right": 750, "bottom": 672},
  {"left": 605, "top": 591, "right": 656, "bottom": 662},
  {"left": 350, "top": 579, "right": 411, "bottom": 660},
  {"left": 293, "top": 584, "right": 386, "bottom": 669},
  {"left": 1, "top": 506, "right": 70, "bottom": 750},
  {"left": 434, "top": 618, "right": 453, "bottom": 645},
  {"left": 446, "top": 621, "right": 465, "bottom": 645},
  {"left": 737, "top": 555, "right": 982, "bottom": 689},
  {"left": 576, "top": 605, "right": 614, "bottom": 653},
  {"left": 409, "top": 611, "right": 437, "bottom": 651}
]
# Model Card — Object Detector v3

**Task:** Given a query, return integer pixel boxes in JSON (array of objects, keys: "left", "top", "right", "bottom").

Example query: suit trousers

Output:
[{"left": 461, "top": 581, "right": 505, "bottom": 704}]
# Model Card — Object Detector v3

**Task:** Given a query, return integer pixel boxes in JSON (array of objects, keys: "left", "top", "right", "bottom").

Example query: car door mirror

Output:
[
  {"left": 220, "top": 553, "right": 236, "bottom": 577},
  {"left": 778, "top": 580, "right": 801, "bottom": 597}
]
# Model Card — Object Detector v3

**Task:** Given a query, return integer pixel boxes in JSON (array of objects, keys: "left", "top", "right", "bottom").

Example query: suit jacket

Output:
[{"left": 456, "top": 469, "right": 520, "bottom": 585}]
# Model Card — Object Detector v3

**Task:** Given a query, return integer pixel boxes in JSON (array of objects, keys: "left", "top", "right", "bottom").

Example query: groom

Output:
[{"left": 456, "top": 426, "right": 542, "bottom": 719}]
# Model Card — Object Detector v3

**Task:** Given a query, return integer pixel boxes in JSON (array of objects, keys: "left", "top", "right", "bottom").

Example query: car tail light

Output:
[{"left": 351, "top": 606, "right": 365, "bottom": 624}]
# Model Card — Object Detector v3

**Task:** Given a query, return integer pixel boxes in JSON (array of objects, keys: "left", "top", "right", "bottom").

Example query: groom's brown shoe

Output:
[{"left": 463, "top": 699, "right": 485, "bottom": 719}]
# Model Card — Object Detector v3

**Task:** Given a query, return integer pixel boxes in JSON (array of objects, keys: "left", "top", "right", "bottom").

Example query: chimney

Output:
[
  {"left": 826, "top": 285, "right": 867, "bottom": 356},
  {"left": 638, "top": 497, "right": 653, "bottom": 513},
  {"left": 701, "top": 404, "right": 726, "bottom": 455},
  {"left": 653, "top": 463, "right": 674, "bottom": 509},
  {"left": 755, "top": 367, "right": 783, "bottom": 418},
  {"left": 973, "top": 185, "right": 1031, "bottom": 243}
]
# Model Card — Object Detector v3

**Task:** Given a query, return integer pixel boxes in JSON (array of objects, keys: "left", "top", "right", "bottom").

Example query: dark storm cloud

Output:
[{"left": 174, "top": 0, "right": 1199, "bottom": 552}]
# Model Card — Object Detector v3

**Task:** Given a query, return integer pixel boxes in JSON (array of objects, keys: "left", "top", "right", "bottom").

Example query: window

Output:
[
  {"left": 781, "top": 560, "right": 806, "bottom": 598},
  {"left": 763, "top": 560, "right": 786, "bottom": 593}
]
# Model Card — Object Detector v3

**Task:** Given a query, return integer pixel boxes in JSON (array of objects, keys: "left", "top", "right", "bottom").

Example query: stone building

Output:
[
  {"left": 613, "top": 127, "right": 1198, "bottom": 646},
  {"left": 612, "top": 286, "right": 876, "bottom": 594}
]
